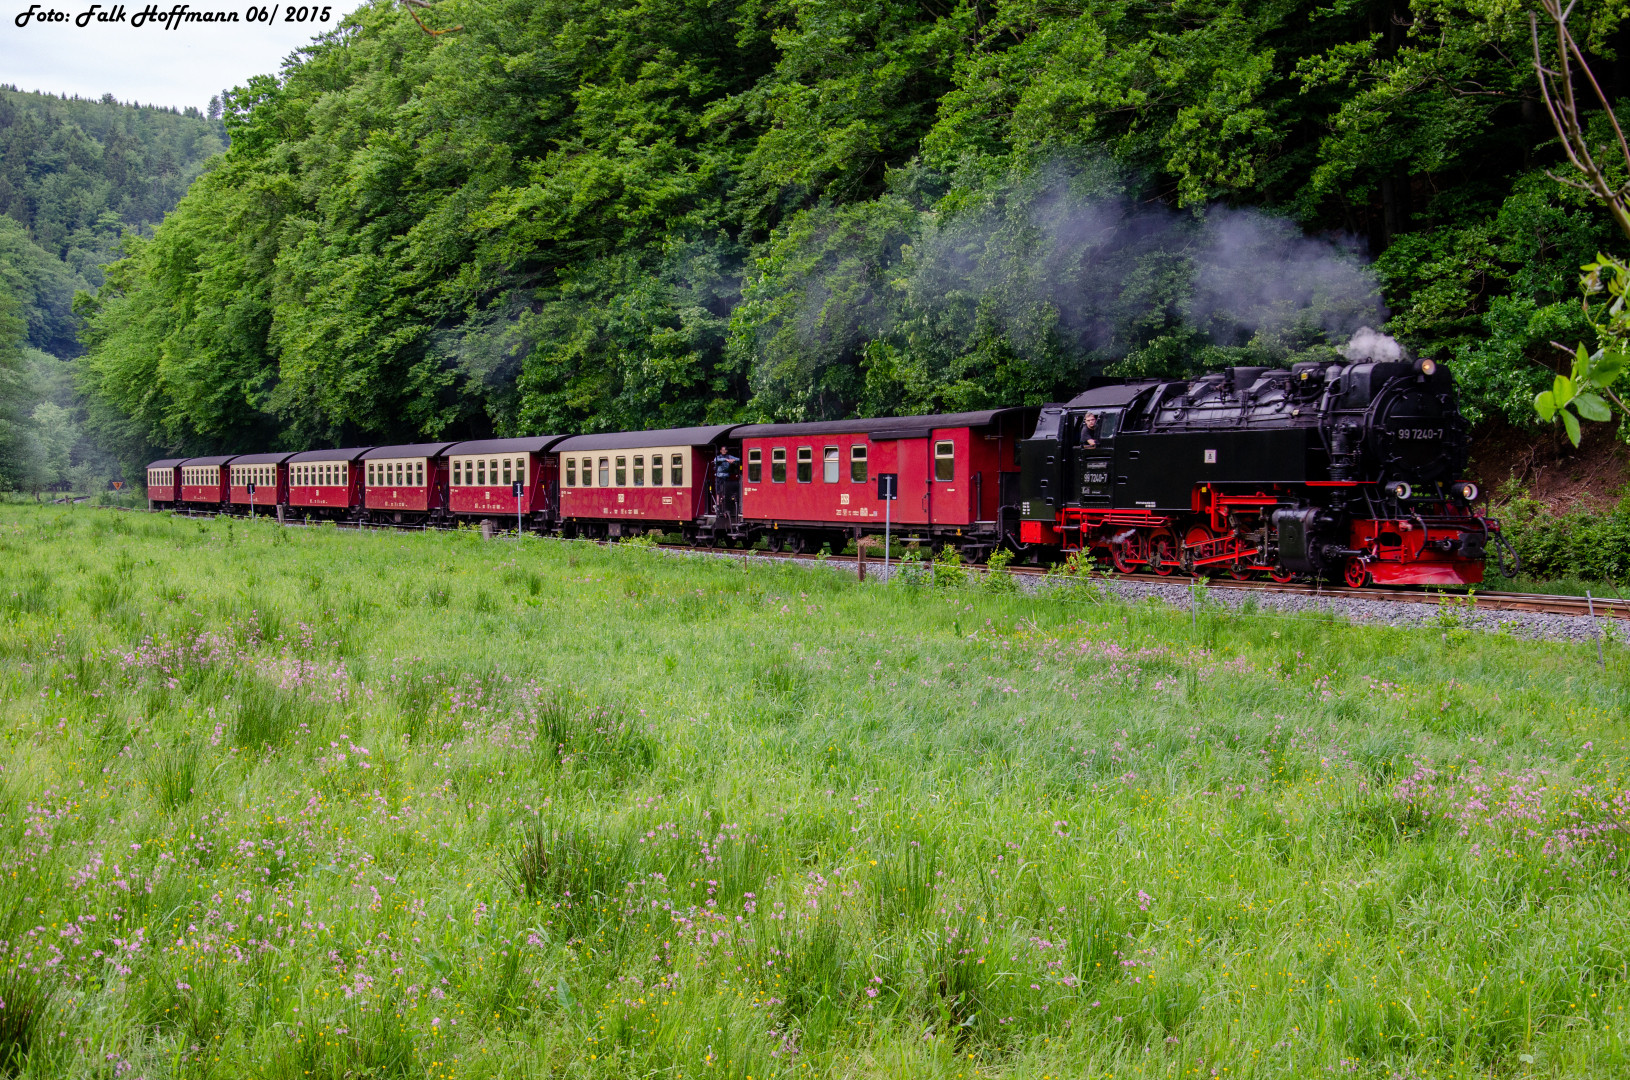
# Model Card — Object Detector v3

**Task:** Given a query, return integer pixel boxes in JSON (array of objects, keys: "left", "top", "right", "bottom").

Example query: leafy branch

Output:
[
  {"left": 1530, "top": 0, "right": 1630, "bottom": 444},
  {"left": 401, "top": 0, "right": 461, "bottom": 36}
]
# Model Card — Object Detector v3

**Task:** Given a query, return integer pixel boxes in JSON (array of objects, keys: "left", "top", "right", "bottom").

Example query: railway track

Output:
[
  {"left": 155, "top": 506, "right": 1628, "bottom": 621},
  {"left": 663, "top": 542, "right": 1630, "bottom": 621}
]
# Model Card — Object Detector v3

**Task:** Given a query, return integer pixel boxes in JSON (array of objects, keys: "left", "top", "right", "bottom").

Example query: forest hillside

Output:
[
  {"left": 57, "top": 0, "right": 1630, "bottom": 463},
  {"left": 0, "top": 88, "right": 225, "bottom": 490}
]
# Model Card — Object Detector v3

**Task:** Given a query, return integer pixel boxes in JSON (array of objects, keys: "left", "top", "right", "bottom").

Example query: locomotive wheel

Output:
[
  {"left": 1228, "top": 563, "right": 1253, "bottom": 581},
  {"left": 1343, "top": 557, "right": 1371, "bottom": 589},
  {"left": 1149, "top": 530, "right": 1179, "bottom": 576},
  {"left": 1183, "top": 526, "right": 1214, "bottom": 573},
  {"left": 1110, "top": 541, "right": 1137, "bottom": 575},
  {"left": 1269, "top": 567, "right": 1297, "bottom": 584}
]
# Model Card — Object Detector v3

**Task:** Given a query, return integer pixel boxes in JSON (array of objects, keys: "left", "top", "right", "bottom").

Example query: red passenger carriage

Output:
[
  {"left": 287, "top": 448, "right": 369, "bottom": 521},
  {"left": 731, "top": 410, "right": 1036, "bottom": 556},
  {"left": 145, "top": 459, "right": 184, "bottom": 509},
  {"left": 361, "top": 443, "right": 455, "bottom": 525},
  {"left": 228, "top": 452, "right": 296, "bottom": 514},
  {"left": 555, "top": 426, "right": 736, "bottom": 540},
  {"left": 445, "top": 436, "right": 568, "bottom": 531},
  {"left": 178, "top": 455, "right": 237, "bottom": 512}
]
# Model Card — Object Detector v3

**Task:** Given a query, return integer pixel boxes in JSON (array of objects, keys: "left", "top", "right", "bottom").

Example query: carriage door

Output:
[
  {"left": 930, "top": 433, "right": 969, "bottom": 526},
  {"left": 896, "top": 438, "right": 931, "bottom": 525},
  {"left": 1075, "top": 409, "right": 1121, "bottom": 507}
]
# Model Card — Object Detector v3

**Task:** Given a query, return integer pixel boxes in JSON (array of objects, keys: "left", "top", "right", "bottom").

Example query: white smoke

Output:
[{"left": 1340, "top": 326, "right": 1407, "bottom": 363}]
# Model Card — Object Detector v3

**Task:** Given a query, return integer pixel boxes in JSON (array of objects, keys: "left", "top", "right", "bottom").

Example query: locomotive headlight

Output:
[
  {"left": 1455, "top": 481, "right": 1478, "bottom": 501},
  {"left": 1415, "top": 358, "right": 1437, "bottom": 376},
  {"left": 1385, "top": 480, "right": 1412, "bottom": 500}
]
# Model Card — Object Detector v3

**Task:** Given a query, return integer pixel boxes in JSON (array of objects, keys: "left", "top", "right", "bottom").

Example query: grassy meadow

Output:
[{"left": 0, "top": 506, "right": 1628, "bottom": 1078}]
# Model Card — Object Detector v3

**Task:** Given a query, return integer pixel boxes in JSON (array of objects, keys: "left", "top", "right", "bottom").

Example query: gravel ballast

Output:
[{"left": 677, "top": 548, "right": 1620, "bottom": 645}]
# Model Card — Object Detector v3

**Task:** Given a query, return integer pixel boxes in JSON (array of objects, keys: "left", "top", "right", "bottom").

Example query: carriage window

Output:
[
  {"left": 671, "top": 453, "right": 683, "bottom": 486},
  {"left": 651, "top": 454, "right": 664, "bottom": 486},
  {"left": 934, "top": 441, "right": 955, "bottom": 482},
  {"left": 796, "top": 447, "right": 812, "bottom": 483},
  {"left": 415, "top": 462, "right": 424, "bottom": 486},
  {"left": 633, "top": 455, "right": 645, "bottom": 486},
  {"left": 823, "top": 446, "right": 839, "bottom": 483},
  {"left": 613, "top": 456, "right": 625, "bottom": 486},
  {"left": 747, "top": 449, "right": 761, "bottom": 483},
  {"left": 565, "top": 458, "right": 576, "bottom": 487},
  {"left": 502, "top": 459, "right": 512, "bottom": 486},
  {"left": 367, "top": 464, "right": 376, "bottom": 486},
  {"left": 771, "top": 448, "right": 786, "bottom": 483},
  {"left": 598, "top": 457, "right": 610, "bottom": 487}
]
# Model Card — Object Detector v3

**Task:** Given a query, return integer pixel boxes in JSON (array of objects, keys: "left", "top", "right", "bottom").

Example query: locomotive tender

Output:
[{"left": 145, "top": 354, "right": 1506, "bottom": 587}]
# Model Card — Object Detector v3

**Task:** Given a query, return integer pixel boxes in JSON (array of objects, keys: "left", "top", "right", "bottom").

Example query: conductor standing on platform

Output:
[{"left": 713, "top": 449, "right": 741, "bottom": 517}]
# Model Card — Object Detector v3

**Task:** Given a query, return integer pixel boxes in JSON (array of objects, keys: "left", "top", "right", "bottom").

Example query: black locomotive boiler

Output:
[{"left": 1016, "top": 356, "right": 1507, "bottom": 587}]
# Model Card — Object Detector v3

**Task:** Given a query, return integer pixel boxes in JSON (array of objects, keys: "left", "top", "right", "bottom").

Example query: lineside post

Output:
[{"left": 878, "top": 473, "right": 897, "bottom": 576}]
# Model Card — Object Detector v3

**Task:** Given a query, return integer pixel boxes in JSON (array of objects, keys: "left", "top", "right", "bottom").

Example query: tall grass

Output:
[{"left": 0, "top": 505, "right": 1626, "bottom": 1076}]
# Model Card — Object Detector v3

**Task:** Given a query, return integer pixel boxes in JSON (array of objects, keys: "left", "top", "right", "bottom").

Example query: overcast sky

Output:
[{"left": 1, "top": 1, "right": 368, "bottom": 111}]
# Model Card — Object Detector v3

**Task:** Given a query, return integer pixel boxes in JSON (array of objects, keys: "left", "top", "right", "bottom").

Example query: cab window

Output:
[
  {"left": 747, "top": 448, "right": 762, "bottom": 483},
  {"left": 934, "top": 441, "right": 955, "bottom": 482},
  {"left": 796, "top": 447, "right": 812, "bottom": 483},
  {"left": 823, "top": 446, "right": 839, "bottom": 483},
  {"left": 771, "top": 448, "right": 786, "bottom": 483}
]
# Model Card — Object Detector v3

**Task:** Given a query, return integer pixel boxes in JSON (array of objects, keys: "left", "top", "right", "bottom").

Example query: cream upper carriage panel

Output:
[{"left": 558, "top": 444, "right": 693, "bottom": 490}]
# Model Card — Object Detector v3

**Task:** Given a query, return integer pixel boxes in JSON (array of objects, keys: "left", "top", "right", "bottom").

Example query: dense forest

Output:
[
  {"left": 0, "top": 88, "right": 225, "bottom": 489},
  {"left": 58, "top": 0, "right": 1630, "bottom": 459}
]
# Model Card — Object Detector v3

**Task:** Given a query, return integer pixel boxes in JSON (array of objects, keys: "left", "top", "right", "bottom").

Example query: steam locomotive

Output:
[
  {"left": 147, "top": 352, "right": 1508, "bottom": 588},
  {"left": 1016, "top": 356, "right": 1510, "bottom": 587}
]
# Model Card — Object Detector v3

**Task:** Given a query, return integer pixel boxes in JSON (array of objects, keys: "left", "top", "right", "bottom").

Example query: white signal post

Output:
[
  {"left": 513, "top": 480, "right": 523, "bottom": 540},
  {"left": 247, "top": 482, "right": 255, "bottom": 520}
]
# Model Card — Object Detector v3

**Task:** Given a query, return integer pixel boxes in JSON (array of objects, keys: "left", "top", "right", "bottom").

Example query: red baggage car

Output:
[
  {"left": 287, "top": 448, "right": 370, "bottom": 521},
  {"left": 228, "top": 452, "right": 296, "bottom": 515},
  {"left": 554, "top": 425, "right": 736, "bottom": 541},
  {"left": 445, "top": 436, "right": 569, "bottom": 531},
  {"left": 733, "top": 409, "right": 1036, "bottom": 556},
  {"left": 145, "top": 458, "right": 185, "bottom": 509},
  {"left": 178, "top": 455, "right": 238, "bottom": 512},
  {"left": 361, "top": 443, "right": 456, "bottom": 525}
]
